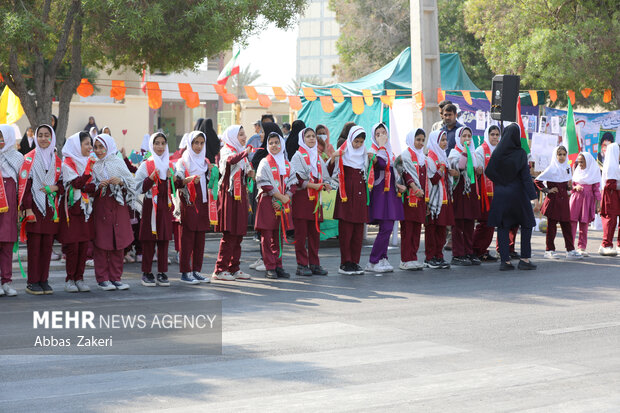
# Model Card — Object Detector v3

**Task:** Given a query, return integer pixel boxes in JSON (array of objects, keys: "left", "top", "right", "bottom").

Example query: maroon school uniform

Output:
[
  {"left": 255, "top": 179, "right": 291, "bottom": 271},
  {"left": 451, "top": 176, "right": 481, "bottom": 257},
  {"left": 334, "top": 165, "right": 368, "bottom": 265},
  {"left": 139, "top": 177, "right": 173, "bottom": 273},
  {"left": 0, "top": 178, "right": 18, "bottom": 285},
  {"left": 400, "top": 168, "right": 426, "bottom": 262},
  {"left": 424, "top": 170, "right": 455, "bottom": 261},
  {"left": 175, "top": 176, "right": 210, "bottom": 273},
  {"left": 536, "top": 180, "right": 574, "bottom": 251},
  {"left": 600, "top": 179, "right": 620, "bottom": 248}
]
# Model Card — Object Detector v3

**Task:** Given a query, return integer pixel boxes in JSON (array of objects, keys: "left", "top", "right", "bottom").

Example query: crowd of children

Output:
[{"left": 0, "top": 119, "right": 618, "bottom": 296}]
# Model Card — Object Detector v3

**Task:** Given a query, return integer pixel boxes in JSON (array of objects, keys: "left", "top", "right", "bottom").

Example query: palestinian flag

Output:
[
  {"left": 565, "top": 97, "right": 580, "bottom": 164},
  {"left": 516, "top": 97, "right": 530, "bottom": 154},
  {"left": 217, "top": 50, "right": 241, "bottom": 85}
]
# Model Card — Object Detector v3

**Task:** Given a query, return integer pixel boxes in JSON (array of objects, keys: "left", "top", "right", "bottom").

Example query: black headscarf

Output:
[
  {"left": 193, "top": 118, "right": 205, "bottom": 132},
  {"left": 252, "top": 122, "right": 283, "bottom": 170},
  {"left": 285, "top": 119, "right": 306, "bottom": 161},
  {"left": 485, "top": 123, "right": 528, "bottom": 186},
  {"left": 19, "top": 129, "right": 36, "bottom": 155},
  {"left": 598, "top": 131, "right": 615, "bottom": 164},
  {"left": 199, "top": 118, "right": 220, "bottom": 163},
  {"left": 83, "top": 116, "right": 98, "bottom": 132},
  {"left": 50, "top": 114, "right": 58, "bottom": 131}
]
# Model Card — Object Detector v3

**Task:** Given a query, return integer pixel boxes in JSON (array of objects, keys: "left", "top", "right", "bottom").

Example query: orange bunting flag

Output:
[
  {"left": 319, "top": 96, "right": 334, "bottom": 113},
  {"left": 484, "top": 90, "right": 492, "bottom": 103},
  {"left": 603, "top": 89, "right": 612, "bottom": 103},
  {"left": 110, "top": 80, "right": 126, "bottom": 101},
  {"left": 222, "top": 93, "right": 237, "bottom": 104},
  {"left": 567, "top": 90, "right": 576, "bottom": 105},
  {"left": 0, "top": 73, "right": 3, "bottom": 83},
  {"left": 288, "top": 95, "right": 302, "bottom": 110},
  {"left": 272, "top": 86, "right": 287, "bottom": 101},
  {"left": 437, "top": 88, "right": 446, "bottom": 103},
  {"left": 258, "top": 94, "right": 272, "bottom": 108},
  {"left": 413, "top": 91, "right": 425, "bottom": 110},
  {"left": 362, "top": 89, "right": 373, "bottom": 106},
  {"left": 549, "top": 90, "right": 557, "bottom": 102},
  {"left": 302, "top": 87, "right": 317, "bottom": 101},
  {"left": 212, "top": 84, "right": 227, "bottom": 96},
  {"left": 146, "top": 82, "right": 162, "bottom": 109},
  {"left": 528, "top": 90, "right": 538, "bottom": 106},
  {"left": 244, "top": 86, "right": 258, "bottom": 100},
  {"left": 76, "top": 78, "right": 94, "bottom": 98},
  {"left": 178, "top": 83, "right": 200, "bottom": 108},
  {"left": 380, "top": 95, "right": 393, "bottom": 108},
  {"left": 330, "top": 88, "right": 345, "bottom": 103},
  {"left": 580, "top": 88, "right": 592, "bottom": 99},
  {"left": 351, "top": 96, "right": 365, "bottom": 115},
  {"left": 462, "top": 90, "right": 472, "bottom": 105}
]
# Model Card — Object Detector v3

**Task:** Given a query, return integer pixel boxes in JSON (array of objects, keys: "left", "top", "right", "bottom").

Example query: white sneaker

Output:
[
  {"left": 111, "top": 281, "right": 130, "bottom": 290},
  {"left": 379, "top": 258, "right": 394, "bottom": 272},
  {"left": 232, "top": 270, "right": 251, "bottom": 280},
  {"left": 616, "top": 246, "right": 620, "bottom": 255},
  {"left": 400, "top": 261, "right": 423, "bottom": 271},
  {"left": 212, "top": 271, "right": 235, "bottom": 281},
  {"left": 365, "top": 262, "right": 378, "bottom": 272},
  {"left": 2, "top": 282, "right": 17, "bottom": 296},
  {"left": 136, "top": 254, "right": 143, "bottom": 263},
  {"left": 85, "top": 259, "right": 95, "bottom": 267},
  {"left": 249, "top": 258, "right": 263, "bottom": 269},
  {"left": 98, "top": 281, "right": 117, "bottom": 291},
  {"left": 75, "top": 280, "right": 91, "bottom": 292},
  {"left": 64, "top": 280, "right": 79, "bottom": 293},
  {"left": 566, "top": 250, "right": 583, "bottom": 260},
  {"left": 0, "top": 287, "right": 4, "bottom": 296},
  {"left": 255, "top": 262, "right": 266, "bottom": 271},
  {"left": 544, "top": 251, "right": 560, "bottom": 259},
  {"left": 50, "top": 250, "right": 61, "bottom": 261},
  {"left": 576, "top": 248, "right": 589, "bottom": 257},
  {"left": 598, "top": 246, "right": 617, "bottom": 256}
]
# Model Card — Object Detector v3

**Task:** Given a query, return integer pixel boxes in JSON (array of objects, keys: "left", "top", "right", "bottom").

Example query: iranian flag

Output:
[
  {"left": 516, "top": 97, "right": 530, "bottom": 154},
  {"left": 217, "top": 50, "right": 241, "bottom": 85},
  {"left": 565, "top": 97, "right": 581, "bottom": 164}
]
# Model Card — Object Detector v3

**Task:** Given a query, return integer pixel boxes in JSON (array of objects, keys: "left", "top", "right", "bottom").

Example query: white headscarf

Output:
[
  {"left": 0, "top": 124, "right": 22, "bottom": 180},
  {"left": 222, "top": 125, "right": 243, "bottom": 151},
  {"left": 140, "top": 133, "right": 150, "bottom": 153},
  {"left": 536, "top": 146, "right": 572, "bottom": 183},
  {"left": 181, "top": 131, "right": 209, "bottom": 202},
  {"left": 89, "top": 127, "right": 98, "bottom": 140},
  {"left": 100, "top": 126, "right": 111, "bottom": 135},
  {"left": 148, "top": 132, "right": 170, "bottom": 179},
  {"left": 405, "top": 128, "right": 426, "bottom": 165},
  {"left": 267, "top": 133, "right": 288, "bottom": 175},
  {"left": 93, "top": 133, "right": 118, "bottom": 179},
  {"left": 572, "top": 152, "right": 601, "bottom": 185},
  {"left": 179, "top": 133, "right": 190, "bottom": 150},
  {"left": 426, "top": 130, "right": 449, "bottom": 166},
  {"left": 602, "top": 142, "right": 620, "bottom": 184},
  {"left": 483, "top": 125, "right": 501, "bottom": 152},
  {"left": 34, "top": 124, "right": 57, "bottom": 170},
  {"left": 369, "top": 122, "right": 394, "bottom": 162},
  {"left": 62, "top": 132, "right": 90, "bottom": 170},
  {"left": 0, "top": 124, "right": 16, "bottom": 155},
  {"left": 298, "top": 127, "right": 318, "bottom": 176},
  {"left": 92, "top": 133, "right": 136, "bottom": 207},
  {"left": 341, "top": 125, "right": 367, "bottom": 170},
  {"left": 453, "top": 126, "right": 480, "bottom": 168}
]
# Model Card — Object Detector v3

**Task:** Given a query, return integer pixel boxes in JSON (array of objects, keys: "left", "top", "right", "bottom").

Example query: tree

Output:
[
  {"left": 0, "top": 0, "right": 306, "bottom": 144},
  {"left": 464, "top": 0, "right": 620, "bottom": 107},
  {"left": 230, "top": 66, "right": 261, "bottom": 99},
  {"left": 328, "top": 0, "right": 493, "bottom": 89}
]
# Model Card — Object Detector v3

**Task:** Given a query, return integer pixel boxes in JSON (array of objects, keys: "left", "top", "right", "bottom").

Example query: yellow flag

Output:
[{"left": 0, "top": 86, "right": 25, "bottom": 124}]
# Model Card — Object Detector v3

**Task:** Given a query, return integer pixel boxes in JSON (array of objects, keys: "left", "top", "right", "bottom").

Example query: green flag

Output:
[{"left": 566, "top": 97, "right": 580, "bottom": 161}]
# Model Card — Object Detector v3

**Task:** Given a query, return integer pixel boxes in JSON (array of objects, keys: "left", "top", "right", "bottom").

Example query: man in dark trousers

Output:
[{"left": 442, "top": 103, "right": 463, "bottom": 155}]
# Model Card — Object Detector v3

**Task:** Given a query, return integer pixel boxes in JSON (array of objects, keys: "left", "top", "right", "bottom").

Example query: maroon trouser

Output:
[
  {"left": 64, "top": 241, "right": 88, "bottom": 282},
  {"left": 141, "top": 240, "right": 169, "bottom": 273},
  {"left": 0, "top": 242, "right": 13, "bottom": 284},
  {"left": 27, "top": 233, "right": 54, "bottom": 284},
  {"left": 424, "top": 223, "right": 446, "bottom": 260},
  {"left": 473, "top": 220, "right": 495, "bottom": 256},
  {"left": 215, "top": 232, "right": 243, "bottom": 273},
  {"left": 452, "top": 218, "right": 475, "bottom": 257},
  {"left": 294, "top": 218, "right": 320, "bottom": 266},
  {"left": 338, "top": 220, "right": 364, "bottom": 265},
  {"left": 601, "top": 215, "right": 619, "bottom": 247},
  {"left": 94, "top": 247, "right": 124, "bottom": 283},
  {"left": 400, "top": 221, "right": 421, "bottom": 262},
  {"left": 180, "top": 228, "right": 206, "bottom": 273},
  {"left": 261, "top": 229, "right": 282, "bottom": 270},
  {"left": 546, "top": 219, "right": 575, "bottom": 251}
]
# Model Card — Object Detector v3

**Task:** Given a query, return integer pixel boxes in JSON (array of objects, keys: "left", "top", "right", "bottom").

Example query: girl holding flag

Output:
[
  {"left": 174, "top": 131, "right": 216, "bottom": 284},
  {"left": 332, "top": 125, "right": 369, "bottom": 275},
  {"left": 598, "top": 142, "right": 620, "bottom": 256},
  {"left": 424, "top": 130, "right": 457, "bottom": 269},
  {"left": 0, "top": 124, "right": 23, "bottom": 296},
  {"left": 19, "top": 124, "right": 63, "bottom": 295},
  {"left": 91, "top": 133, "right": 135, "bottom": 290},
  {"left": 255, "top": 132, "right": 293, "bottom": 279},
  {"left": 472, "top": 125, "right": 501, "bottom": 261},
  {"left": 135, "top": 132, "right": 175, "bottom": 286},
  {"left": 365, "top": 123, "right": 405, "bottom": 273},
  {"left": 59, "top": 132, "right": 96, "bottom": 292},
  {"left": 214, "top": 125, "right": 254, "bottom": 281},
  {"left": 289, "top": 128, "right": 333, "bottom": 276},
  {"left": 569, "top": 152, "right": 601, "bottom": 256},
  {"left": 396, "top": 128, "right": 427, "bottom": 271},
  {"left": 535, "top": 146, "right": 583, "bottom": 260},
  {"left": 448, "top": 126, "right": 482, "bottom": 266}
]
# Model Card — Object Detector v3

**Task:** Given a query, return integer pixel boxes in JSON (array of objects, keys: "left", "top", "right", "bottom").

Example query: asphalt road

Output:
[{"left": 1, "top": 228, "right": 619, "bottom": 412}]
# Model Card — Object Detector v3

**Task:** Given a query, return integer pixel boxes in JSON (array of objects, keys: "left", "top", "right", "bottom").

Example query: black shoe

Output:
[
  {"left": 451, "top": 256, "right": 472, "bottom": 266},
  {"left": 40, "top": 281, "right": 54, "bottom": 294},
  {"left": 310, "top": 264, "right": 328, "bottom": 276},
  {"left": 352, "top": 263, "right": 364, "bottom": 274},
  {"left": 500, "top": 261, "right": 515, "bottom": 271},
  {"left": 424, "top": 258, "right": 441, "bottom": 269},
  {"left": 276, "top": 267, "right": 290, "bottom": 279},
  {"left": 141, "top": 273, "right": 156, "bottom": 287},
  {"left": 338, "top": 263, "right": 355, "bottom": 275},
  {"left": 26, "top": 283, "right": 45, "bottom": 295},
  {"left": 468, "top": 254, "right": 482, "bottom": 265},
  {"left": 266, "top": 270, "right": 278, "bottom": 279},
  {"left": 510, "top": 251, "right": 521, "bottom": 260},
  {"left": 438, "top": 258, "right": 451, "bottom": 269},
  {"left": 296, "top": 265, "right": 313, "bottom": 276},
  {"left": 156, "top": 273, "right": 170, "bottom": 286},
  {"left": 479, "top": 252, "right": 498, "bottom": 262},
  {"left": 518, "top": 259, "right": 537, "bottom": 270}
]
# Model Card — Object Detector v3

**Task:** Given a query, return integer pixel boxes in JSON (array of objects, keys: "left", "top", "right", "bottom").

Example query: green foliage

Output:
[{"left": 464, "top": 0, "right": 620, "bottom": 108}]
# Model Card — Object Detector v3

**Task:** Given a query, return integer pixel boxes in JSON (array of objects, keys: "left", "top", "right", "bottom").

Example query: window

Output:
[
  {"left": 323, "top": 20, "right": 339, "bottom": 37},
  {"left": 207, "top": 57, "right": 220, "bottom": 70}
]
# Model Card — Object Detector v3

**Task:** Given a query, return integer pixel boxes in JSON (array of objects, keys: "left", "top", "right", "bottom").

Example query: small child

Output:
[
  {"left": 535, "top": 146, "right": 583, "bottom": 260},
  {"left": 599, "top": 142, "right": 620, "bottom": 256},
  {"left": 569, "top": 152, "right": 601, "bottom": 256}
]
